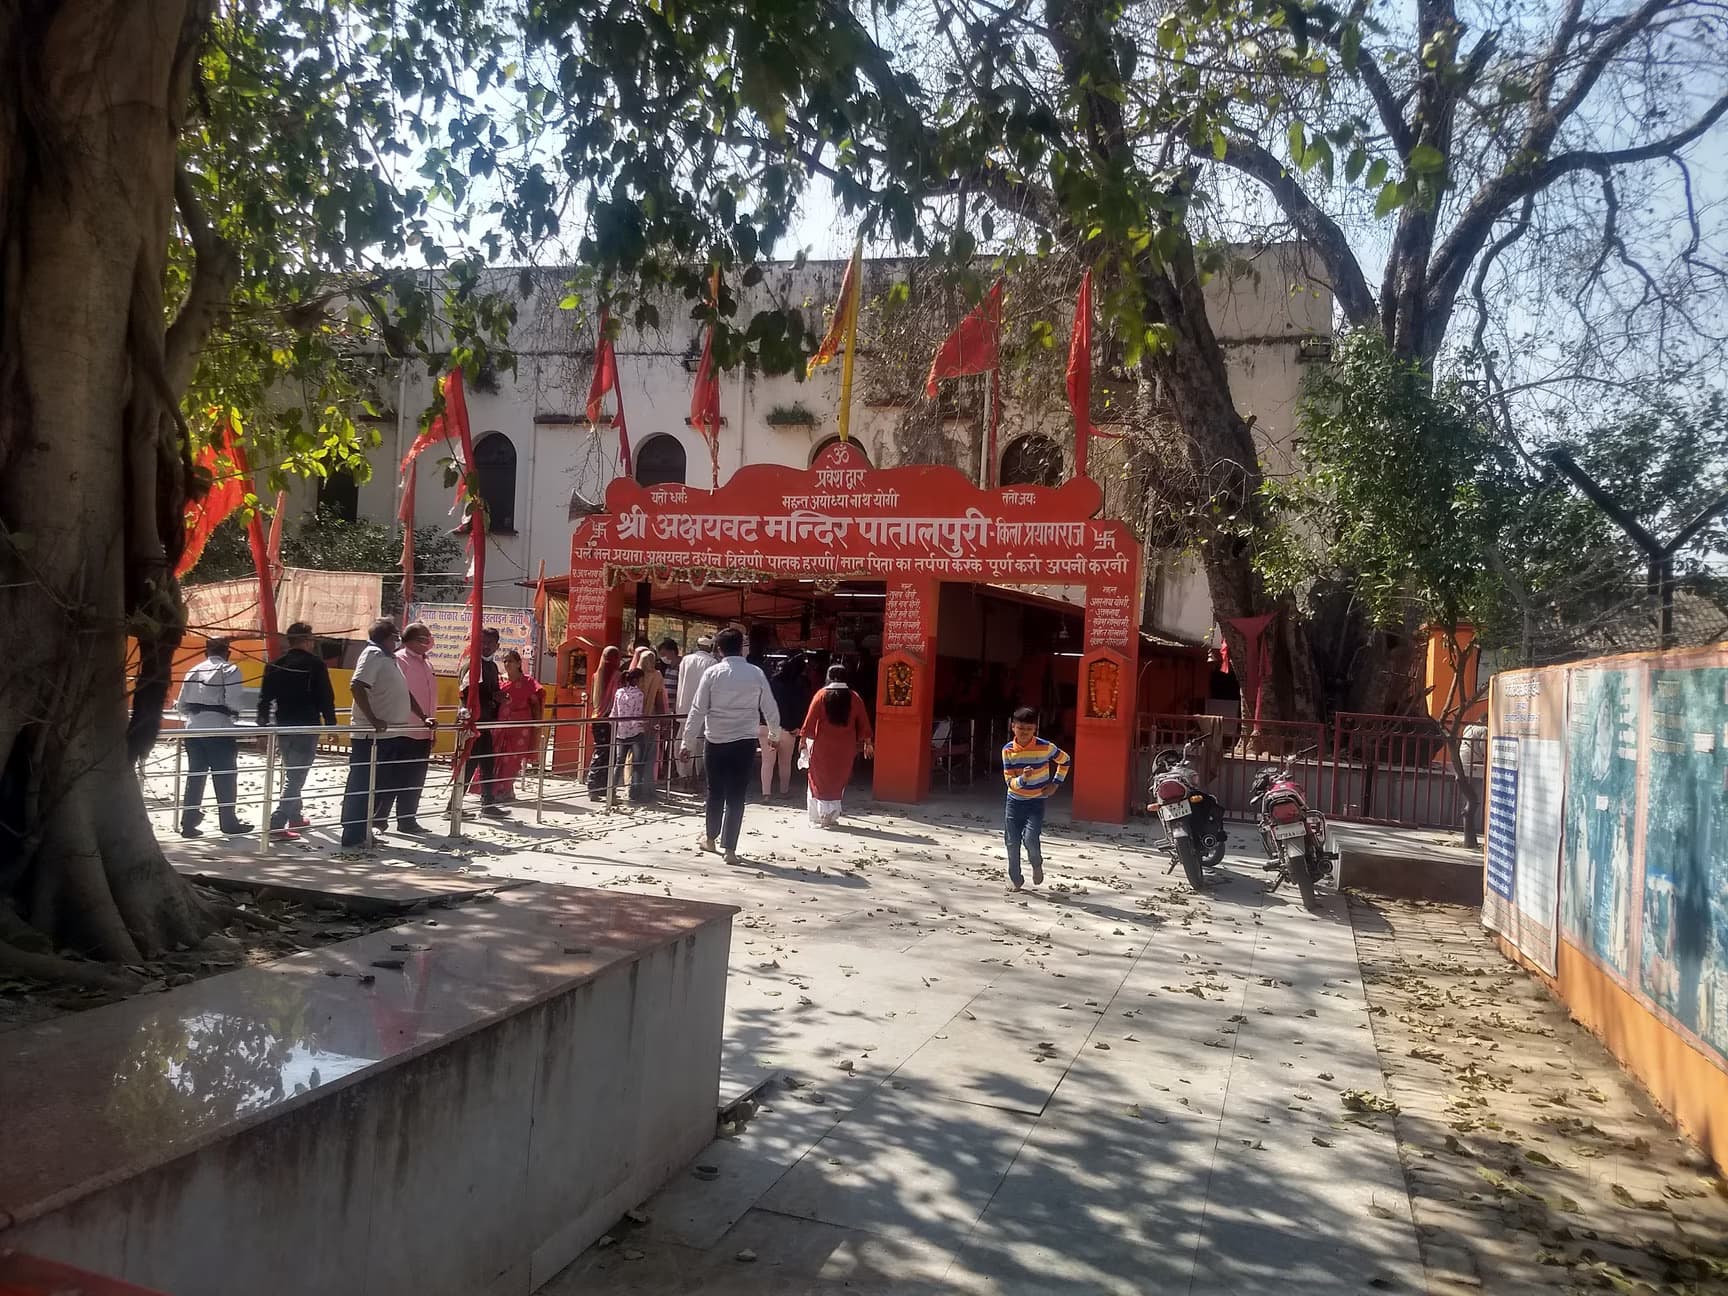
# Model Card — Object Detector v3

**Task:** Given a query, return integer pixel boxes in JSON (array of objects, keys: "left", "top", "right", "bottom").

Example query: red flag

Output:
[
  {"left": 265, "top": 489, "right": 287, "bottom": 564},
  {"left": 176, "top": 425, "right": 248, "bottom": 577},
  {"left": 586, "top": 310, "right": 632, "bottom": 476},
  {"left": 245, "top": 496, "right": 280, "bottom": 658},
  {"left": 1225, "top": 613, "right": 1278, "bottom": 724},
  {"left": 689, "top": 268, "right": 722, "bottom": 489},
  {"left": 924, "top": 280, "right": 1003, "bottom": 397},
  {"left": 400, "top": 367, "right": 469, "bottom": 479},
  {"left": 445, "top": 382, "right": 484, "bottom": 737},
  {"left": 398, "top": 368, "right": 476, "bottom": 612},
  {"left": 1067, "top": 269, "right": 1094, "bottom": 478},
  {"left": 215, "top": 433, "right": 281, "bottom": 656}
]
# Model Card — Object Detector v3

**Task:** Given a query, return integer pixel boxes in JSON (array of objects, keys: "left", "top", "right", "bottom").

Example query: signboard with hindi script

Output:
[{"left": 404, "top": 603, "right": 537, "bottom": 675}]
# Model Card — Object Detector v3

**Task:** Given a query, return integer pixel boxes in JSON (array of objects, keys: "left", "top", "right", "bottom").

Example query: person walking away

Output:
[
  {"left": 585, "top": 645, "right": 623, "bottom": 801},
  {"left": 1000, "top": 705, "right": 1070, "bottom": 891},
  {"left": 610, "top": 667, "right": 656, "bottom": 802},
  {"left": 459, "top": 627, "right": 507, "bottom": 816},
  {"left": 675, "top": 634, "right": 717, "bottom": 780},
  {"left": 393, "top": 621, "right": 440, "bottom": 834},
  {"left": 682, "top": 627, "right": 778, "bottom": 863},
  {"left": 762, "top": 653, "right": 812, "bottom": 798},
  {"left": 176, "top": 636, "right": 252, "bottom": 837},
  {"left": 800, "top": 665, "right": 873, "bottom": 828},
  {"left": 256, "top": 622, "right": 336, "bottom": 839},
  {"left": 632, "top": 644, "right": 670, "bottom": 786},
  {"left": 342, "top": 619, "right": 416, "bottom": 847},
  {"left": 492, "top": 649, "right": 545, "bottom": 799}
]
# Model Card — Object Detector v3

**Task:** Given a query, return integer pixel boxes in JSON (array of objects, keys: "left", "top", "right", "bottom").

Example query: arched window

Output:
[
  {"left": 1000, "top": 434, "right": 1065, "bottom": 487},
  {"left": 810, "top": 436, "right": 870, "bottom": 468},
  {"left": 473, "top": 432, "right": 517, "bottom": 533},
  {"left": 317, "top": 468, "right": 359, "bottom": 523},
  {"left": 634, "top": 434, "right": 687, "bottom": 488}
]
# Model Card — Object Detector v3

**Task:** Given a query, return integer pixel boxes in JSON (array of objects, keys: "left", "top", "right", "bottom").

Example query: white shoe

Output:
[{"left": 698, "top": 835, "right": 716, "bottom": 853}]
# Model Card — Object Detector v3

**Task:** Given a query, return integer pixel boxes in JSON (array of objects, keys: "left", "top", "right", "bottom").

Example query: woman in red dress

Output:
[
  {"left": 799, "top": 664, "right": 874, "bottom": 828},
  {"left": 491, "top": 649, "right": 544, "bottom": 799}
]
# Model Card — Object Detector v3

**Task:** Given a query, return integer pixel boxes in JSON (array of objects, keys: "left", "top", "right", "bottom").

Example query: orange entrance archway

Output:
[{"left": 566, "top": 442, "right": 1141, "bottom": 822}]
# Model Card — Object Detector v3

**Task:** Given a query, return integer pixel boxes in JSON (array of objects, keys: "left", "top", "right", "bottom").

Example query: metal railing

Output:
[
  {"left": 1131, "top": 709, "right": 1479, "bottom": 832},
  {"left": 139, "top": 712, "right": 697, "bottom": 853},
  {"left": 1134, "top": 713, "right": 1329, "bottom": 819}
]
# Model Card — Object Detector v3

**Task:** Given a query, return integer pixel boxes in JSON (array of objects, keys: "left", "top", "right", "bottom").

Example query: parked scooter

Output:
[
  {"left": 1147, "top": 739, "right": 1227, "bottom": 891},
  {"left": 1248, "top": 747, "right": 1338, "bottom": 908}
]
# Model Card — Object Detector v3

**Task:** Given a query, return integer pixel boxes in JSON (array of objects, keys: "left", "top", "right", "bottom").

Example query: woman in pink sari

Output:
[{"left": 491, "top": 649, "right": 544, "bottom": 799}]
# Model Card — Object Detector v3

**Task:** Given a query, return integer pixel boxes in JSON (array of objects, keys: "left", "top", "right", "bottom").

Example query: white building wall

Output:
[{"left": 318, "top": 250, "right": 1329, "bottom": 627}]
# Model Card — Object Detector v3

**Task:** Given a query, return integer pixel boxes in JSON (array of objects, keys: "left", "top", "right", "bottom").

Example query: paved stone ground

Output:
[
  {"left": 137, "top": 750, "right": 1728, "bottom": 1294},
  {"left": 1354, "top": 899, "right": 1728, "bottom": 1295}
]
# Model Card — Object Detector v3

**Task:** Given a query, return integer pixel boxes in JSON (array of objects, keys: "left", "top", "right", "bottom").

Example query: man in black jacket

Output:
[{"left": 257, "top": 621, "right": 337, "bottom": 838}]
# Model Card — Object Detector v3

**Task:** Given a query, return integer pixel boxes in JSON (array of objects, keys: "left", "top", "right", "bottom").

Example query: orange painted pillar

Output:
[
  {"left": 1072, "top": 574, "right": 1140, "bottom": 824},
  {"left": 557, "top": 569, "right": 625, "bottom": 774},
  {"left": 873, "top": 578, "right": 938, "bottom": 804}
]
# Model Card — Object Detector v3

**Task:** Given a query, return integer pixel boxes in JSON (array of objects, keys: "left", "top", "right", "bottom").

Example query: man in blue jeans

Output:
[
  {"left": 999, "top": 706, "right": 1071, "bottom": 891},
  {"left": 681, "top": 627, "right": 779, "bottom": 864},
  {"left": 257, "top": 621, "right": 337, "bottom": 839}
]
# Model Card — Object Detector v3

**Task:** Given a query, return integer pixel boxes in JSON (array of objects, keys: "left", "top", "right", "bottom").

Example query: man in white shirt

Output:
[
  {"left": 675, "top": 633, "right": 718, "bottom": 780},
  {"left": 682, "top": 627, "right": 778, "bottom": 863},
  {"left": 175, "top": 637, "right": 251, "bottom": 837},
  {"left": 340, "top": 618, "right": 418, "bottom": 847}
]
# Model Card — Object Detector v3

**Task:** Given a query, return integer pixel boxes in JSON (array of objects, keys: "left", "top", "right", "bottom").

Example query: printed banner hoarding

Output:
[
  {"left": 406, "top": 603, "right": 537, "bottom": 675},
  {"left": 1561, "top": 665, "right": 1645, "bottom": 982},
  {"left": 1483, "top": 669, "right": 1565, "bottom": 974},
  {"left": 1640, "top": 665, "right": 1728, "bottom": 1060}
]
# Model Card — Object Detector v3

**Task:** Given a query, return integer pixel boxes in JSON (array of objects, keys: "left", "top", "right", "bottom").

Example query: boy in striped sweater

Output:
[{"left": 1000, "top": 706, "right": 1071, "bottom": 891}]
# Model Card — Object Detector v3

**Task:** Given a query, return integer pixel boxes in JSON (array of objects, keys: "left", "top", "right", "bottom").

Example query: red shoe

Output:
[
  {"left": 270, "top": 828, "right": 302, "bottom": 842},
  {"left": 289, "top": 817, "right": 311, "bottom": 829}
]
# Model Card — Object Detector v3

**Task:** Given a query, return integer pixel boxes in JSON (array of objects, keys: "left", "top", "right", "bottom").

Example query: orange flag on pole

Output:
[
  {"left": 808, "top": 237, "right": 864, "bottom": 443},
  {"left": 689, "top": 267, "right": 723, "bottom": 488},
  {"left": 925, "top": 280, "right": 1005, "bottom": 486},
  {"left": 924, "top": 280, "right": 1003, "bottom": 396},
  {"left": 398, "top": 368, "right": 471, "bottom": 610},
  {"left": 1067, "top": 268, "right": 1094, "bottom": 478},
  {"left": 586, "top": 309, "right": 631, "bottom": 475},
  {"left": 176, "top": 424, "right": 249, "bottom": 577}
]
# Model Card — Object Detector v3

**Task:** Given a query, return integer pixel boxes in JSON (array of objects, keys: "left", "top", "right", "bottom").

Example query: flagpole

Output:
[{"left": 836, "top": 236, "right": 862, "bottom": 443}]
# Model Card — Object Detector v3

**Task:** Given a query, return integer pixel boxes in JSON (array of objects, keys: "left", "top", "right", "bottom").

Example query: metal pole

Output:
[
  {"left": 536, "top": 722, "right": 548, "bottom": 825},
  {"left": 260, "top": 732, "right": 276, "bottom": 855},
  {"left": 606, "top": 726, "right": 620, "bottom": 813},
  {"left": 366, "top": 734, "right": 380, "bottom": 847},
  {"left": 1659, "top": 557, "right": 1676, "bottom": 650},
  {"left": 449, "top": 742, "right": 467, "bottom": 839}
]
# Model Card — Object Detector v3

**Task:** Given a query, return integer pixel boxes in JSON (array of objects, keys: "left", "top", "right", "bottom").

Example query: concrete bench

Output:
[{"left": 0, "top": 885, "right": 735, "bottom": 1295}]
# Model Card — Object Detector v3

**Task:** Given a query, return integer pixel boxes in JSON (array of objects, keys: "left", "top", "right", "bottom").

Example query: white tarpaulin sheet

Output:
[{"left": 183, "top": 568, "right": 383, "bottom": 640}]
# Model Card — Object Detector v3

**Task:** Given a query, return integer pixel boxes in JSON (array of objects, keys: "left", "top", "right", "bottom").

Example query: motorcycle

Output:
[
  {"left": 1248, "top": 747, "right": 1338, "bottom": 908},
  {"left": 1147, "top": 738, "right": 1227, "bottom": 891}
]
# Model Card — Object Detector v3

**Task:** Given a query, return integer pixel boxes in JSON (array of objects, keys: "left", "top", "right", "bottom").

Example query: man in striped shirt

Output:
[{"left": 1000, "top": 705, "right": 1071, "bottom": 891}]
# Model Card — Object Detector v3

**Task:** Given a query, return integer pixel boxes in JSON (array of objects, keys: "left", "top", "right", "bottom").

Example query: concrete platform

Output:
[
  {"left": 1334, "top": 822, "right": 1483, "bottom": 904},
  {"left": 0, "top": 885, "right": 736, "bottom": 1296},
  {"left": 166, "top": 838, "right": 534, "bottom": 911}
]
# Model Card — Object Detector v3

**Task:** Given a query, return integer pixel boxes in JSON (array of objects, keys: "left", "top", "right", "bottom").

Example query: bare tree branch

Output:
[
  {"left": 1218, "top": 137, "right": 1377, "bottom": 325},
  {"left": 164, "top": 167, "right": 239, "bottom": 398},
  {"left": 1425, "top": 88, "right": 1728, "bottom": 341}
]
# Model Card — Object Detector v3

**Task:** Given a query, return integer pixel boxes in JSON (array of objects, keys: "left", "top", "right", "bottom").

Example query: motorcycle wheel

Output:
[
  {"left": 1173, "top": 831, "right": 1206, "bottom": 892},
  {"left": 1199, "top": 829, "right": 1227, "bottom": 869},
  {"left": 1285, "top": 838, "right": 1319, "bottom": 909}
]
